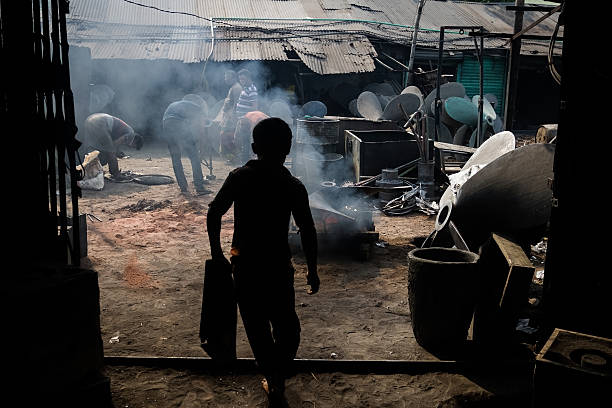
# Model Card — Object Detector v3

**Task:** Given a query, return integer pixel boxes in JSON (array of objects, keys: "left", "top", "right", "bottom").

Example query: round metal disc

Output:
[
  {"left": 444, "top": 96, "right": 478, "bottom": 128},
  {"left": 422, "top": 82, "right": 466, "bottom": 115},
  {"left": 357, "top": 91, "right": 383, "bottom": 120},
  {"left": 381, "top": 93, "right": 422, "bottom": 121},
  {"left": 133, "top": 174, "right": 175, "bottom": 185},
  {"left": 302, "top": 100, "right": 327, "bottom": 117}
]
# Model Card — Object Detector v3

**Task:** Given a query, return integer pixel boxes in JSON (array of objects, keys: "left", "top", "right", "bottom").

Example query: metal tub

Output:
[
  {"left": 345, "top": 130, "right": 432, "bottom": 182},
  {"left": 324, "top": 116, "right": 402, "bottom": 155}
]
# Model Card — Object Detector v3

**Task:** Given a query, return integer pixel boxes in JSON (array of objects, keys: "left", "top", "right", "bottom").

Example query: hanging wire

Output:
[
  {"left": 548, "top": 2, "right": 564, "bottom": 85},
  {"left": 121, "top": 0, "right": 234, "bottom": 27},
  {"left": 200, "top": 17, "right": 215, "bottom": 91}
]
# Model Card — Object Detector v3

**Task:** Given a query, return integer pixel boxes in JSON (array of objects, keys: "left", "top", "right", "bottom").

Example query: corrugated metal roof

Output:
[
  {"left": 66, "top": 0, "right": 563, "bottom": 73},
  {"left": 289, "top": 35, "right": 376, "bottom": 74}
]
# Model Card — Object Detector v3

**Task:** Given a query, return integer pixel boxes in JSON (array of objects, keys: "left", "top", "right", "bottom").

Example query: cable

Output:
[
  {"left": 119, "top": 0, "right": 469, "bottom": 35},
  {"left": 200, "top": 16, "right": 215, "bottom": 90},
  {"left": 547, "top": 2, "right": 564, "bottom": 85},
  {"left": 120, "top": 0, "right": 232, "bottom": 27},
  {"left": 68, "top": 22, "right": 481, "bottom": 46}
]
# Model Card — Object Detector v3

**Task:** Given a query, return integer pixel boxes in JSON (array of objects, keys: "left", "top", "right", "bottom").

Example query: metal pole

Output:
[
  {"left": 435, "top": 27, "right": 444, "bottom": 146},
  {"left": 51, "top": 0, "right": 69, "bottom": 264},
  {"left": 503, "top": 0, "right": 525, "bottom": 131},
  {"left": 479, "top": 33, "right": 484, "bottom": 146},
  {"left": 41, "top": 0, "right": 59, "bottom": 232},
  {"left": 406, "top": 0, "right": 427, "bottom": 86},
  {"left": 59, "top": 0, "right": 82, "bottom": 265}
]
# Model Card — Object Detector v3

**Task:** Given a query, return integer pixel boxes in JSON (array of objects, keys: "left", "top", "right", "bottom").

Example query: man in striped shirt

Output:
[
  {"left": 216, "top": 70, "right": 243, "bottom": 160},
  {"left": 235, "top": 69, "right": 258, "bottom": 118}
]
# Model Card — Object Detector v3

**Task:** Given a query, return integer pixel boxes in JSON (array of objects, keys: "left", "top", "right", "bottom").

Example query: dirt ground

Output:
[{"left": 78, "top": 139, "right": 541, "bottom": 407}]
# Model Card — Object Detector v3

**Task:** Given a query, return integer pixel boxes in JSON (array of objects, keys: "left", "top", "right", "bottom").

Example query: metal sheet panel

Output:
[
  {"left": 66, "top": 0, "right": 562, "bottom": 65},
  {"left": 457, "top": 55, "right": 507, "bottom": 115},
  {"left": 289, "top": 35, "right": 376, "bottom": 74}
]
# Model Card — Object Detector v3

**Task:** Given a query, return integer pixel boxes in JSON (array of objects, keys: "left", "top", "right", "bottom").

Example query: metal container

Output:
[
  {"left": 407, "top": 247, "right": 480, "bottom": 352},
  {"left": 417, "top": 160, "right": 437, "bottom": 201},
  {"left": 534, "top": 329, "right": 612, "bottom": 407},
  {"left": 293, "top": 118, "right": 340, "bottom": 179},
  {"left": 302, "top": 152, "right": 344, "bottom": 187},
  {"left": 375, "top": 168, "right": 404, "bottom": 202},
  {"left": 325, "top": 116, "right": 402, "bottom": 156},
  {"left": 345, "top": 130, "right": 433, "bottom": 182},
  {"left": 296, "top": 118, "right": 340, "bottom": 146}
]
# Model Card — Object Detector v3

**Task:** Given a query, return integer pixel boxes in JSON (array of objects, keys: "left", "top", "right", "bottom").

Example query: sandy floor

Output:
[{"left": 78, "top": 140, "right": 539, "bottom": 407}]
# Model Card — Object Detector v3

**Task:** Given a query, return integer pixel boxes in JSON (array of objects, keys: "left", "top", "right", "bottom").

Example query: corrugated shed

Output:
[{"left": 66, "top": 0, "right": 562, "bottom": 72}]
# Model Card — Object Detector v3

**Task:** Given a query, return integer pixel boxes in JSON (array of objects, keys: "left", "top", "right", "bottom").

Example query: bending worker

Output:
[
  {"left": 207, "top": 117, "right": 319, "bottom": 407},
  {"left": 82, "top": 113, "right": 143, "bottom": 179},
  {"left": 162, "top": 94, "right": 212, "bottom": 195}
]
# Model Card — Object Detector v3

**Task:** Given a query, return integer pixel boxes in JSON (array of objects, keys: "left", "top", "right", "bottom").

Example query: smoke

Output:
[
  {"left": 291, "top": 120, "right": 376, "bottom": 220},
  {"left": 70, "top": 57, "right": 357, "bottom": 193},
  {"left": 70, "top": 57, "right": 337, "bottom": 147}
]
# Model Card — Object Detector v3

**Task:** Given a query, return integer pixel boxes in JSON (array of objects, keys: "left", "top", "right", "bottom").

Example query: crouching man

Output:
[{"left": 82, "top": 113, "right": 143, "bottom": 179}]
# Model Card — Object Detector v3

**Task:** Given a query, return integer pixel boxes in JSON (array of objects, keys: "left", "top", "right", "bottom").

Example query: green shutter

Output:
[{"left": 457, "top": 55, "right": 506, "bottom": 116}]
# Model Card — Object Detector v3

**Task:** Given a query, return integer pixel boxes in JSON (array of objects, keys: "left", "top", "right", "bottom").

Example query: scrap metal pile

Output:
[
  {"left": 288, "top": 76, "right": 556, "bottom": 262},
  {"left": 426, "top": 131, "right": 556, "bottom": 252}
]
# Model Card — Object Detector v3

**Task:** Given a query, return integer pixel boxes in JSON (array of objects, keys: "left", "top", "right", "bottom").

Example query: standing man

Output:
[
  {"left": 162, "top": 94, "right": 212, "bottom": 195},
  {"left": 216, "top": 70, "right": 243, "bottom": 160},
  {"left": 207, "top": 118, "right": 319, "bottom": 407},
  {"left": 235, "top": 68, "right": 258, "bottom": 118},
  {"left": 82, "top": 113, "right": 144, "bottom": 179},
  {"left": 233, "top": 110, "right": 269, "bottom": 165}
]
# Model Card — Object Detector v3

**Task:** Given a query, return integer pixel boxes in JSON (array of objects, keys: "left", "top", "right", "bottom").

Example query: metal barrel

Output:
[{"left": 301, "top": 152, "right": 344, "bottom": 189}]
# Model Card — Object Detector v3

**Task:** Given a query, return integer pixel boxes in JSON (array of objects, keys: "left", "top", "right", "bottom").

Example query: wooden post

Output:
[
  {"left": 503, "top": 0, "right": 524, "bottom": 131},
  {"left": 406, "top": 0, "right": 427, "bottom": 86}
]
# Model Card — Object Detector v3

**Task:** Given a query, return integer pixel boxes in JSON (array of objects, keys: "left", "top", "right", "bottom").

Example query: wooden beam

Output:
[
  {"left": 511, "top": 4, "right": 562, "bottom": 41},
  {"left": 374, "top": 57, "right": 396, "bottom": 72},
  {"left": 434, "top": 141, "right": 477, "bottom": 155},
  {"left": 503, "top": 0, "right": 525, "bottom": 132}
]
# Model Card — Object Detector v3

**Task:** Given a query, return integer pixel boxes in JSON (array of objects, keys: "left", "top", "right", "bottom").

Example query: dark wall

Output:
[
  {"left": 543, "top": 4, "right": 612, "bottom": 339},
  {"left": 515, "top": 56, "right": 562, "bottom": 130}
]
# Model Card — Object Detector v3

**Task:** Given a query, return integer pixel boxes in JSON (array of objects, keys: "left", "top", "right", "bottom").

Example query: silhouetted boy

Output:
[{"left": 207, "top": 117, "right": 319, "bottom": 407}]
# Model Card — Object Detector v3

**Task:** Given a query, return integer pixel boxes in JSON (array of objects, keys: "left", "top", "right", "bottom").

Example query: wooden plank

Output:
[
  {"left": 434, "top": 141, "right": 477, "bottom": 155},
  {"left": 492, "top": 233, "right": 534, "bottom": 310},
  {"left": 473, "top": 233, "right": 535, "bottom": 343},
  {"left": 492, "top": 233, "right": 533, "bottom": 268}
]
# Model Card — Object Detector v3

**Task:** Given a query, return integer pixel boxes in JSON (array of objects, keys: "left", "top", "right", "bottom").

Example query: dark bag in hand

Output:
[{"left": 199, "top": 258, "right": 237, "bottom": 361}]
